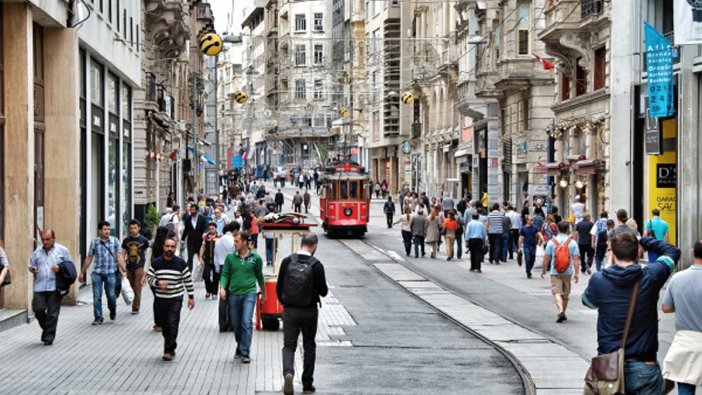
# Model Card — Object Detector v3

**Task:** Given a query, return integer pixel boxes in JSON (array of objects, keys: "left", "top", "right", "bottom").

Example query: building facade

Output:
[{"left": 0, "top": 0, "right": 140, "bottom": 315}]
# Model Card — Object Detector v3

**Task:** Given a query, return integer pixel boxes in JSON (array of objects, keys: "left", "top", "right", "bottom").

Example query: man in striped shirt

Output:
[
  {"left": 487, "top": 203, "right": 505, "bottom": 264},
  {"left": 147, "top": 238, "right": 195, "bottom": 361}
]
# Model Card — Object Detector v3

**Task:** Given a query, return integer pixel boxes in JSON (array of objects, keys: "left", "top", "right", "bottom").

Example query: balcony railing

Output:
[{"left": 581, "top": 0, "right": 602, "bottom": 19}]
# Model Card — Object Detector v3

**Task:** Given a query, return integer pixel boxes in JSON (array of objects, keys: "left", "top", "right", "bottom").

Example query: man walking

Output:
[
  {"left": 275, "top": 189, "right": 285, "bottom": 213},
  {"left": 214, "top": 222, "right": 238, "bottom": 332},
  {"left": 589, "top": 211, "right": 609, "bottom": 272},
  {"left": 384, "top": 196, "right": 396, "bottom": 229},
  {"left": 410, "top": 209, "right": 427, "bottom": 258},
  {"left": 662, "top": 240, "right": 702, "bottom": 394},
  {"left": 541, "top": 221, "right": 580, "bottom": 323},
  {"left": 507, "top": 205, "right": 522, "bottom": 261},
  {"left": 486, "top": 203, "right": 505, "bottom": 264},
  {"left": 465, "top": 213, "right": 487, "bottom": 273},
  {"left": 292, "top": 191, "right": 303, "bottom": 213},
  {"left": 121, "top": 219, "right": 150, "bottom": 314},
  {"left": 303, "top": 190, "right": 311, "bottom": 214},
  {"left": 278, "top": 234, "right": 328, "bottom": 395},
  {"left": 28, "top": 230, "right": 74, "bottom": 345},
  {"left": 644, "top": 208, "right": 670, "bottom": 262},
  {"left": 575, "top": 213, "right": 595, "bottom": 274},
  {"left": 219, "top": 231, "right": 266, "bottom": 363},
  {"left": 518, "top": 216, "right": 544, "bottom": 279},
  {"left": 181, "top": 204, "right": 208, "bottom": 272},
  {"left": 582, "top": 234, "right": 680, "bottom": 393},
  {"left": 199, "top": 222, "right": 221, "bottom": 299},
  {"left": 80, "top": 221, "right": 126, "bottom": 325},
  {"left": 146, "top": 238, "right": 195, "bottom": 361},
  {"left": 442, "top": 195, "right": 454, "bottom": 217}
]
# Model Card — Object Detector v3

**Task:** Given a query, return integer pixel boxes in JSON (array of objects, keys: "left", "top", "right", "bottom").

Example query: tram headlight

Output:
[{"left": 344, "top": 208, "right": 353, "bottom": 216}]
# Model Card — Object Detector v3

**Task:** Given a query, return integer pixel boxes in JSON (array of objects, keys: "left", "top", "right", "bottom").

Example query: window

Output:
[
  {"left": 295, "top": 14, "right": 306, "bottom": 31},
  {"left": 313, "top": 113, "right": 325, "bottom": 126},
  {"left": 492, "top": 20, "right": 501, "bottom": 65},
  {"left": 314, "top": 13, "right": 323, "bottom": 31},
  {"left": 593, "top": 47, "right": 606, "bottom": 90},
  {"left": 313, "top": 80, "right": 323, "bottom": 100},
  {"left": 521, "top": 98, "right": 529, "bottom": 131},
  {"left": 561, "top": 72, "right": 570, "bottom": 101},
  {"left": 90, "top": 61, "right": 104, "bottom": 107},
  {"left": 575, "top": 58, "right": 587, "bottom": 96},
  {"left": 108, "top": 73, "right": 118, "bottom": 114},
  {"left": 295, "top": 44, "right": 306, "bottom": 66},
  {"left": 295, "top": 79, "right": 306, "bottom": 99},
  {"left": 517, "top": 2, "right": 530, "bottom": 55},
  {"left": 314, "top": 44, "right": 323, "bottom": 64}
]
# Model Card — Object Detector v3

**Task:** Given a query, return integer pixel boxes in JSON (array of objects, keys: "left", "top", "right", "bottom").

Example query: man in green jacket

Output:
[{"left": 219, "top": 231, "right": 266, "bottom": 364}]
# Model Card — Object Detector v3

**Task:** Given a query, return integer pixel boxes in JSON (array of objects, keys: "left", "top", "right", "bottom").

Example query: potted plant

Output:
[{"left": 142, "top": 204, "right": 161, "bottom": 240}]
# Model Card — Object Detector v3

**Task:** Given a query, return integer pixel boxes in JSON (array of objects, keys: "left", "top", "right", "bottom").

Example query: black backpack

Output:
[{"left": 282, "top": 254, "right": 317, "bottom": 307}]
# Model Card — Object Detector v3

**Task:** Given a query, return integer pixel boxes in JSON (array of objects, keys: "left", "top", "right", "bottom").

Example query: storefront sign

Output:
[
  {"left": 656, "top": 164, "right": 677, "bottom": 188},
  {"left": 515, "top": 140, "right": 528, "bottom": 155},
  {"left": 459, "top": 161, "right": 472, "bottom": 173},
  {"left": 674, "top": 0, "right": 702, "bottom": 44},
  {"left": 644, "top": 22, "right": 675, "bottom": 118},
  {"left": 648, "top": 118, "right": 677, "bottom": 244},
  {"left": 645, "top": 98, "right": 662, "bottom": 154}
]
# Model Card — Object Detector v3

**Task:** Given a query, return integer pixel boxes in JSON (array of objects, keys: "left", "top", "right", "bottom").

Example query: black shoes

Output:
[
  {"left": 283, "top": 373, "right": 294, "bottom": 395},
  {"left": 303, "top": 386, "right": 316, "bottom": 394},
  {"left": 43, "top": 340, "right": 53, "bottom": 346},
  {"left": 109, "top": 311, "right": 116, "bottom": 321},
  {"left": 92, "top": 318, "right": 104, "bottom": 325},
  {"left": 556, "top": 312, "right": 567, "bottom": 323}
]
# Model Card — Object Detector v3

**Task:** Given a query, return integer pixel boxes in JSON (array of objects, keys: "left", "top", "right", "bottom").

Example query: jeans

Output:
[
  {"left": 126, "top": 268, "right": 144, "bottom": 312},
  {"left": 229, "top": 293, "right": 257, "bottom": 358},
  {"left": 401, "top": 230, "right": 412, "bottom": 256},
  {"left": 579, "top": 244, "right": 594, "bottom": 272},
  {"left": 265, "top": 237, "right": 275, "bottom": 264},
  {"left": 501, "top": 232, "right": 510, "bottom": 261},
  {"left": 624, "top": 361, "right": 662, "bottom": 395},
  {"left": 202, "top": 263, "right": 219, "bottom": 295},
  {"left": 523, "top": 245, "right": 536, "bottom": 276},
  {"left": 91, "top": 271, "right": 117, "bottom": 320},
  {"left": 154, "top": 296, "right": 183, "bottom": 354},
  {"left": 488, "top": 233, "right": 502, "bottom": 263},
  {"left": 509, "top": 229, "right": 520, "bottom": 258},
  {"left": 413, "top": 235, "right": 425, "bottom": 258},
  {"left": 386, "top": 213, "right": 393, "bottom": 228},
  {"left": 594, "top": 244, "right": 607, "bottom": 272},
  {"left": 282, "top": 307, "right": 319, "bottom": 389},
  {"left": 468, "top": 239, "right": 484, "bottom": 271},
  {"left": 32, "top": 290, "right": 62, "bottom": 342},
  {"left": 678, "top": 382, "right": 697, "bottom": 395},
  {"left": 455, "top": 232, "right": 463, "bottom": 259}
]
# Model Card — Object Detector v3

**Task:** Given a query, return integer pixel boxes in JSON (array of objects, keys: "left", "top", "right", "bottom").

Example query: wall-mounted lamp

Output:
[
  {"left": 559, "top": 178, "right": 569, "bottom": 189},
  {"left": 574, "top": 180, "right": 585, "bottom": 189}
]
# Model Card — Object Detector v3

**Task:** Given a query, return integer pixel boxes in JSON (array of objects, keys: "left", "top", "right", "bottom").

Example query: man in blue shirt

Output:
[
  {"left": 644, "top": 209, "right": 670, "bottom": 262},
  {"left": 518, "top": 215, "right": 544, "bottom": 279},
  {"left": 79, "top": 221, "right": 126, "bottom": 325},
  {"left": 582, "top": 234, "right": 679, "bottom": 394},
  {"left": 541, "top": 221, "right": 580, "bottom": 323},
  {"left": 28, "top": 229, "right": 74, "bottom": 345},
  {"left": 465, "top": 213, "right": 487, "bottom": 273}
]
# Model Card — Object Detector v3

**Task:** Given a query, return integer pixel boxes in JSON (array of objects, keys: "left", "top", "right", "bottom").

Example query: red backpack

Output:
[{"left": 551, "top": 237, "right": 573, "bottom": 273}]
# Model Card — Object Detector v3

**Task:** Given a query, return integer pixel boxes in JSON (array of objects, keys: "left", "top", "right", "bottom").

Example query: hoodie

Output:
[{"left": 582, "top": 237, "right": 680, "bottom": 361}]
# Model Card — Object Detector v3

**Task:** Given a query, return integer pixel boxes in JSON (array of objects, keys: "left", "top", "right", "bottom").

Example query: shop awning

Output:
[
  {"left": 544, "top": 162, "right": 565, "bottom": 177},
  {"left": 454, "top": 149, "right": 469, "bottom": 158},
  {"left": 574, "top": 159, "right": 604, "bottom": 176}
]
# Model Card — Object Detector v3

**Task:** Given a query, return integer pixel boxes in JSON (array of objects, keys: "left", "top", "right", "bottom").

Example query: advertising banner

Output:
[
  {"left": 644, "top": 22, "right": 675, "bottom": 118},
  {"left": 674, "top": 0, "right": 702, "bottom": 44}
]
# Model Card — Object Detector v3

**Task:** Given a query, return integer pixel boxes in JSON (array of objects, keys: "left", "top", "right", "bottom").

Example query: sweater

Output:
[{"left": 146, "top": 256, "right": 194, "bottom": 299}]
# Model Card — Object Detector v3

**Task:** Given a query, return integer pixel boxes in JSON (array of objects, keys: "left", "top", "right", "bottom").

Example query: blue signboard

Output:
[
  {"left": 231, "top": 155, "right": 243, "bottom": 169},
  {"left": 644, "top": 22, "right": 675, "bottom": 118}
]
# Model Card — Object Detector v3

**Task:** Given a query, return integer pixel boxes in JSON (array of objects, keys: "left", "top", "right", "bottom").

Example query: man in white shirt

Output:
[
  {"left": 214, "top": 222, "right": 238, "bottom": 332},
  {"left": 571, "top": 195, "right": 586, "bottom": 224},
  {"left": 506, "top": 205, "right": 523, "bottom": 261}
]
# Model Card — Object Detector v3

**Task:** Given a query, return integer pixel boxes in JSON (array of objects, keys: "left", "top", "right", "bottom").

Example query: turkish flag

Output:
[
  {"left": 532, "top": 53, "right": 555, "bottom": 70},
  {"left": 169, "top": 149, "right": 178, "bottom": 161}
]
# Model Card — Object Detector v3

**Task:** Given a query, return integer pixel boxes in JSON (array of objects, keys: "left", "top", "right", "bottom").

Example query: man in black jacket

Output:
[
  {"left": 277, "top": 234, "right": 328, "bottom": 395},
  {"left": 275, "top": 189, "right": 285, "bottom": 213},
  {"left": 181, "top": 204, "right": 208, "bottom": 272}
]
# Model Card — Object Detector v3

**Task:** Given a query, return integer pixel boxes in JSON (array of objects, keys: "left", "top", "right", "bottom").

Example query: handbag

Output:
[
  {"left": 584, "top": 280, "right": 641, "bottom": 395},
  {"left": 0, "top": 262, "right": 11, "bottom": 287}
]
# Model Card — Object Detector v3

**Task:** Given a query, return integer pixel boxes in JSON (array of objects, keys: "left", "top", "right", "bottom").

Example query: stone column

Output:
[
  {"left": 3, "top": 3, "right": 34, "bottom": 310},
  {"left": 42, "top": 28, "right": 80, "bottom": 304}
]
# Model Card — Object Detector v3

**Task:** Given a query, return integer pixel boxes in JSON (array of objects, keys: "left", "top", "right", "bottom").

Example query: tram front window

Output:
[
  {"left": 340, "top": 181, "right": 348, "bottom": 200},
  {"left": 349, "top": 181, "right": 357, "bottom": 200}
]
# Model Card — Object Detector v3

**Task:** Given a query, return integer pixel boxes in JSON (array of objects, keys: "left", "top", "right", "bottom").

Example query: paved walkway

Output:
[{"left": 0, "top": 268, "right": 356, "bottom": 394}]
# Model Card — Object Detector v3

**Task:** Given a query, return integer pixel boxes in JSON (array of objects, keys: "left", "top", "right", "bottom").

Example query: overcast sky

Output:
[{"left": 210, "top": 0, "right": 249, "bottom": 35}]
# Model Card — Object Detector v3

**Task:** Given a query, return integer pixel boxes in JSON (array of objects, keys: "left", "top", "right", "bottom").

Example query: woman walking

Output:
[
  {"left": 442, "top": 211, "right": 459, "bottom": 260},
  {"left": 425, "top": 207, "right": 442, "bottom": 259},
  {"left": 394, "top": 208, "right": 413, "bottom": 256}
]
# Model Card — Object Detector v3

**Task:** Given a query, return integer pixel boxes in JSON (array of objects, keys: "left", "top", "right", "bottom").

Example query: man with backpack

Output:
[
  {"left": 384, "top": 196, "right": 396, "bottom": 229},
  {"left": 278, "top": 234, "right": 328, "bottom": 395},
  {"left": 589, "top": 211, "right": 609, "bottom": 272},
  {"left": 541, "top": 221, "right": 580, "bottom": 323}
]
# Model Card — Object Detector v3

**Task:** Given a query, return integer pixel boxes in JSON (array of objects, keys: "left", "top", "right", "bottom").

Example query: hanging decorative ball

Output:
[
  {"left": 234, "top": 91, "right": 248, "bottom": 104},
  {"left": 401, "top": 91, "right": 414, "bottom": 104},
  {"left": 199, "top": 32, "right": 223, "bottom": 56}
]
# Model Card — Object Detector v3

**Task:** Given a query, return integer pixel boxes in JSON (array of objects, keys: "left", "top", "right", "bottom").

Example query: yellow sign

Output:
[{"left": 647, "top": 118, "right": 676, "bottom": 245}]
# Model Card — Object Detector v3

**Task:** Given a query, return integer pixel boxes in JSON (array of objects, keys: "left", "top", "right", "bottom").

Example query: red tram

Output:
[{"left": 319, "top": 160, "right": 371, "bottom": 237}]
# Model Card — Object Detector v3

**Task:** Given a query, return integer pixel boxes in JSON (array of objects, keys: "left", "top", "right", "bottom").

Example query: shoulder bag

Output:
[{"left": 584, "top": 280, "right": 641, "bottom": 395}]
